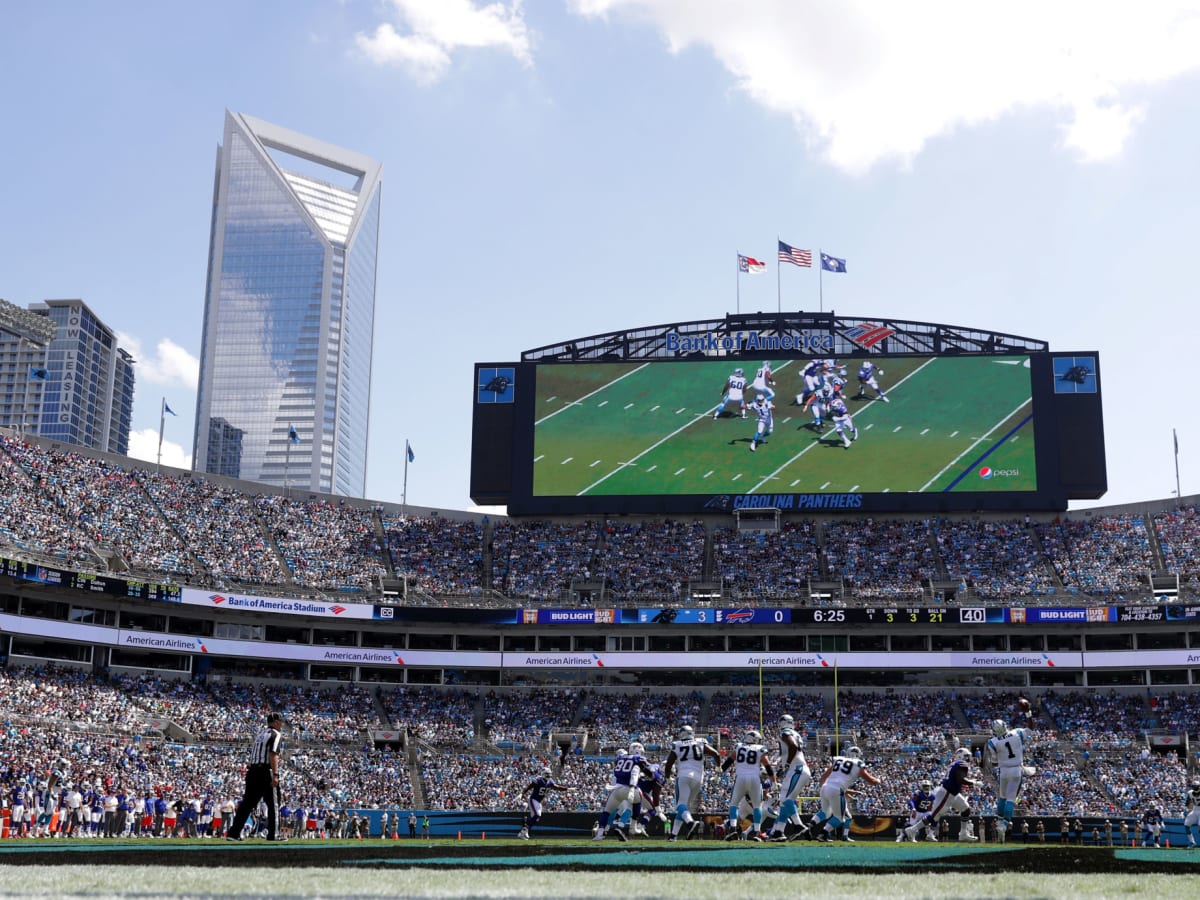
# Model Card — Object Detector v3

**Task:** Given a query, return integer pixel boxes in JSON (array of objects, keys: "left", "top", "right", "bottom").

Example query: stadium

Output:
[{"left": 1, "top": 313, "right": 1198, "bottom": 897}]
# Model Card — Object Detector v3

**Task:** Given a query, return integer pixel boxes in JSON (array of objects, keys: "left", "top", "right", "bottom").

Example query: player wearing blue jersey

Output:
[
  {"left": 904, "top": 749, "right": 979, "bottom": 842},
  {"left": 897, "top": 780, "right": 936, "bottom": 842},
  {"left": 854, "top": 361, "right": 889, "bottom": 402},
  {"left": 714, "top": 368, "right": 749, "bottom": 420},
  {"left": 594, "top": 743, "right": 651, "bottom": 842},
  {"left": 518, "top": 767, "right": 567, "bottom": 840},
  {"left": 828, "top": 397, "right": 858, "bottom": 448},
  {"left": 627, "top": 765, "right": 668, "bottom": 836},
  {"left": 1142, "top": 805, "right": 1163, "bottom": 848},
  {"left": 748, "top": 394, "right": 774, "bottom": 452}
]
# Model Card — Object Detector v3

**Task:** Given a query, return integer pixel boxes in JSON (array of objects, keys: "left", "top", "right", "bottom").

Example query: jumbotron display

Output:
[{"left": 471, "top": 313, "right": 1106, "bottom": 514}]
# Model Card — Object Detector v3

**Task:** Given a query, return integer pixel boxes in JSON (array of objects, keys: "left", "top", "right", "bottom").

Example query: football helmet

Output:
[
  {"left": 617, "top": 748, "right": 628, "bottom": 757},
  {"left": 679, "top": 724, "right": 695, "bottom": 740},
  {"left": 779, "top": 714, "right": 794, "bottom": 730},
  {"left": 991, "top": 719, "right": 1008, "bottom": 737},
  {"left": 754, "top": 394, "right": 767, "bottom": 405},
  {"left": 541, "top": 767, "right": 553, "bottom": 778},
  {"left": 920, "top": 780, "right": 932, "bottom": 792},
  {"left": 843, "top": 745, "right": 862, "bottom": 759},
  {"left": 629, "top": 742, "right": 645, "bottom": 756},
  {"left": 954, "top": 748, "right": 972, "bottom": 763},
  {"left": 744, "top": 730, "right": 762, "bottom": 744},
  {"left": 734, "top": 368, "right": 744, "bottom": 376}
]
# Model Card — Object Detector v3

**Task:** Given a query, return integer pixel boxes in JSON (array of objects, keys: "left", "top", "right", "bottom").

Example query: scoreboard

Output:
[
  {"left": 2, "top": 555, "right": 181, "bottom": 602},
  {"left": 472, "top": 340, "right": 1105, "bottom": 515}
]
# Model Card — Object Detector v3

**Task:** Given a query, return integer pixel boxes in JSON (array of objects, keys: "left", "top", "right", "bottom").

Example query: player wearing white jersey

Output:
[
  {"left": 809, "top": 746, "right": 880, "bottom": 842},
  {"left": 751, "top": 363, "right": 776, "bottom": 402},
  {"left": 663, "top": 725, "right": 721, "bottom": 842},
  {"left": 1183, "top": 781, "right": 1200, "bottom": 848},
  {"left": 764, "top": 715, "right": 813, "bottom": 842},
  {"left": 714, "top": 369, "right": 748, "bottom": 419},
  {"left": 986, "top": 717, "right": 1035, "bottom": 841},
  {"left": 748, "top": 395, "right": 774, "bottom": 452},
  {"left": 721, "top": 730, "right": 774, "bottom": 840}
]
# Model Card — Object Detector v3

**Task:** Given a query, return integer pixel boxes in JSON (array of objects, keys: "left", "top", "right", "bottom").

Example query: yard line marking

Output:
[
  {"left": 546, "top": 395, "right": 557, "bottom": 402},
  {"left": 534, "top": 454, "right": 544, "bottom": 463},
  {"left": 536, "top": 363, "right": 650, "bottom": 425},
  {"left": 674, "top": 467, "right": 686, "bottom": 476},
  {"left": 949, "top": 430, "right": 959, "bottom": 438},
  {"left": 703, "top": 470, "right": 714, "bottom": 479},
  {"left": 649, "top": 405, "right": 661, "bottom": 412},
  {"left": 598, "top": 400, "right": 608, "bottom": 408},
  {"left": 919, "top": 399, "right": 1032, "bottom": 492},
  {"left": 646, "top": 465, "right": 657, "bottom": 473},
  {"left": 732, "top": 473, "right": 743, "bottom": 482},
  {"left": 749, "top": 358, "right": 938, "bottom": 493},
  {"left": 790, "top": 479, "right": 801, "bottom": 487},
  {"left": 850, "top": 484, "right": 860, "bottom": 492},
  {"left": 892, "top": 426, "right": 903, "bottom": 433},
  {"left": 920, "top": 428, "right": 930, "bottom": 435},
  {"left": 624, "top": 403, "right": 634, "bottom": 410},
  {"left": 589, "top": 460, "right": 601, "bottom": 468},
  {"left": 578, "top": 413, "right": 709, "bottom": 495},
  {"left": 675, "top": 407, "right": 687, "bottom": 414},
  {"left": 561, "top": 457, "right": 573, "bottom": 465}
]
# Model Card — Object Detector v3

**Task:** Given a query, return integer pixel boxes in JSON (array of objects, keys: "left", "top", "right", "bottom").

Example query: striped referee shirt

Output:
[{"left": 248, "top": 726, "right": 282, "bottom": 767}]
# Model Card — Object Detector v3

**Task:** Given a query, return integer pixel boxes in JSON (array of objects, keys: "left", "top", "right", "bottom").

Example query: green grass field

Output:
[{"left": 533, "top": 358, "right": 1037, "bottom": 498}]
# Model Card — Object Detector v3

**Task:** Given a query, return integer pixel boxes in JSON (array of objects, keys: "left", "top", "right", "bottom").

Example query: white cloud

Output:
[
  {"left": 127, "top": 428, "right": 193, "bottom": 471},
  {"left": 570, "top": 0, "right": 1200, "bottom": 172},
  {"left": 116, "top": 332, "right": 199, "bottom": 388},
  {"left": 357, "top": 0, "right": 532, "bottom": 84}
]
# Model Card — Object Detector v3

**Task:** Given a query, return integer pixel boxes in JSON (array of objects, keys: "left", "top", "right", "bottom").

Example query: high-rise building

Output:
[
  {"left": 194, "top": 112, "right": 382, "bottom": 496},
  {"left": 0, "top": 298, "right": 135, "bottom": 454}
]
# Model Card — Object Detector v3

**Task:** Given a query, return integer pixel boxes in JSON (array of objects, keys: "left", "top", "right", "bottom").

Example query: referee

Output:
[{"left": 225, "top": 711, "right": 286, "bottom": 842}]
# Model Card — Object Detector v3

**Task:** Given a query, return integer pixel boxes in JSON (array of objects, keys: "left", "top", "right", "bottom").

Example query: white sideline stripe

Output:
[
  {"left": 535, "top": 363, "right": 650, "bottom": 425},
  {"left": 919, "top": 399, "right": 1032, "bottom": 492},
  {"left": 748, "top": 358, "right": 938, "bottom": 494}
]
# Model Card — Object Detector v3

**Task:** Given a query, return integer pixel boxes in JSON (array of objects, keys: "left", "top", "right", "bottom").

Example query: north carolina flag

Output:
[{"left": 738, "top": 254, "right": 767, "bottom": 274}]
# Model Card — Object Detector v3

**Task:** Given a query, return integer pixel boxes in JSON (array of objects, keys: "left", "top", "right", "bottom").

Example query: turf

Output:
[{"left": 532, "top": 357, "right": 1037, "bottom": 498}]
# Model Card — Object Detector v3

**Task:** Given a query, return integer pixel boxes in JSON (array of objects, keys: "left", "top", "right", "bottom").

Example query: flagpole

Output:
[
  {"left": 819, "top": 249, "right": 824, "bottom": 313},
  {"left": 156, "top": 397, "right": 166, "bottom": 473},
  {"left": 776, "top": 237, "right": 781, "bottom": 313},
  {"left": 1174, "top": 429, "right": 1181, "bottom": 503},
  {"left": 736, "top": 255, "right": 741, "bottom": 314},
  {"left": 402, "top": 440, "right": 410, "bottom": 518}
]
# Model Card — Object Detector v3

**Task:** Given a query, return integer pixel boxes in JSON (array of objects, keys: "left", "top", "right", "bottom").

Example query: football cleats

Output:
[
  {"left": 779, "top": 714, "right": 794, "bottom": 730},
  {"left": 991, "top": 719, "right": 1008, "bottom": 737},
  {"left": 744, "top": 730, "right": 763, "bottom": 744},
  {"left": 629, "top": 742, "right": 645, "bottom": 756},
  {"left": 843, "top": 746, "right": 862, "bottom": 759},
  {"left": 679, "top": 724, "right": 695, "bottom": 739}
]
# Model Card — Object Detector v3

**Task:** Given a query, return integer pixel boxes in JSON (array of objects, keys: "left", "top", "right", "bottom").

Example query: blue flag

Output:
[
  {"left": 29, "top": 366, "right": 49, "bottom": 381},
  {"left": 407, "top": 443, "right": 415, "bottom": 463},
  {"left": 164, "top": 402, "right": 177, "bottom": 416},
  {"left": 820, "top": 253, "right": 847, "bottom": 273},
  {"left": 288, "top": 425, "right": 300, "bottom": 444}
]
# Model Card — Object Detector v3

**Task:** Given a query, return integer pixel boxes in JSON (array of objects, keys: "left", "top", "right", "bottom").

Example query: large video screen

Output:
[{"left": 527, "top": 356, "right": 1046, "bottom": 510}]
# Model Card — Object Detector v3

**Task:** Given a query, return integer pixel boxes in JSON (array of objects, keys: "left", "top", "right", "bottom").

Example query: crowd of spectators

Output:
[
  {"left": 252, "top": 495, "right": 387, "bottom": 593},
  {"left": 491, "top": 520, "right": 602, "bottom": 600},
  {"left": 1036, "top": 515, "right": 1156, "bottom": 595},
  {"left": 1040, "top": 691, "right": 1149, "bottom": 750},
  {"left": 823, "top": 519, "right": 937, "bottom": 600},
  {"left": 1154, "top": 505, "right": 1200, "bottom": 585},
  {"left": 377, "top": 688, "right": 478, "bottom": 748},
  {"left": 601, "top": 519, "right": 707, "bottom": 600},
  {"left": 383, "top": 514, "right": 484, "bottom": 597},
  {"left": 480, "top": 689, "right": 583, "bottom": 749},
  {"left": 935, "top": 518, "right": 1057, "bottom": 598},
  {"left": 712, "top": 523, "right": 821, "bottom": 600}
]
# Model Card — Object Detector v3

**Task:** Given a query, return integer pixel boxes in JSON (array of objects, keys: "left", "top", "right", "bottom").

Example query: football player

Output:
[
  {"left": 751, "top": 362, "right": 776, "bottom": 403},
  {"left": 721, "top": 729, "right": 774, "bottom": 841},
  {"left": 905, "top": 749, "right": 979, "bottom": 842},
  {"left": 519, "top": 766, "right": 567, "bottom": 840},
  {"left": 764, "top": 715, "right": 813, "bottom": 842},
  {"left": 828, "top": 396, "right": 858, "bottom": 448},
  {"left": 854, "top": 361, "right": 889, "bottom": 402},
  {"left": 898, "top": 779, "right": 936, "bottom": 842},
  {"left": 1184, "top": 780, "right": 1200, "bottom": 848},
  {"left": 748, "top": 394, "right": 775, "bottom": 452},
  {"left": 594, "top": 743, "right": 650, "bottom": 841},
  {"left": 809, "top": 745, "right": 881, "bottom": 842},
  {"left": 714, "top": 368, "right": 748, "bottom": 420},
  {"left": 663, "top": 724, "right": 721, "bottom": 842}
]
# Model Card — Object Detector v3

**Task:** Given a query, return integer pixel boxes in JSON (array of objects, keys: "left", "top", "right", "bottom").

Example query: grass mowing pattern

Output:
[{"left": 533, "top": 357, "right": 1037, "bottom": 498}]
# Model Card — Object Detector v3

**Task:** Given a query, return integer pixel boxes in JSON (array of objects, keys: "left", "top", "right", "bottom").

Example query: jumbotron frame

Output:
[{"left": 520, "top": 311, "right": 1048, "bottom": 362}]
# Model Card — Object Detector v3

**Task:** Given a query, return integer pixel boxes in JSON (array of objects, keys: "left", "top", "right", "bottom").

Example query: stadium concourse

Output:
[{"left": 1, "top": 430, "right": 1200, "bottom": 848}]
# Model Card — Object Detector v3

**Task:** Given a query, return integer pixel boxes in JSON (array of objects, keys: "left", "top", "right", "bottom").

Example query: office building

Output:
[{"left": 194, "top": 111, "right": 382, "bottom": 495}]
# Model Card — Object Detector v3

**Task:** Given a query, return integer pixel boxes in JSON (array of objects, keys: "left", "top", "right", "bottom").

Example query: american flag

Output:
[{"left": 778, "top": 240, "right": 812, "bottom": 267}]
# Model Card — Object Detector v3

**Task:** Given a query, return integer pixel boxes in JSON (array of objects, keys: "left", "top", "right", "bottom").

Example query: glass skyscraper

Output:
[
  {"left": 195, "top": 112, "right": 382, "bottom": 496},
  {"left": 0, "top": 298, "right": 134, "bottom": 455}
]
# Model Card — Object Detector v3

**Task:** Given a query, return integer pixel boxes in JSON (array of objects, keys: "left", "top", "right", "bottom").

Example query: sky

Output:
[{"left": 3, "top": 0, "right": 1200, "bottom": 513}]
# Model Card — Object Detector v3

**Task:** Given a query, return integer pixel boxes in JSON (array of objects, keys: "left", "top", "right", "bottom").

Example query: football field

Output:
[{"left": 533, "top": 357, "right": 1038, "bottom": 497}]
